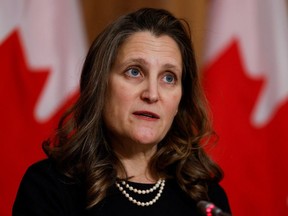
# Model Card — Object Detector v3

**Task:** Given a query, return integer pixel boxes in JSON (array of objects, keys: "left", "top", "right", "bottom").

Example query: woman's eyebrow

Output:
[
  {"left": 120, "top": 58, "right": 181, "bottom": 74},
  {"left": 163, "top": 63, "right": 181, "bottom": 72},
  {"left": 124, "top": 57, "right": 148, "bottom": 65}
]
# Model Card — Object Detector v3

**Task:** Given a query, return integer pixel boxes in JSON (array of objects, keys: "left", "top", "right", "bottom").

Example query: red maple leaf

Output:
[
  {"left": 203, "top": 41, "right": 288, "bottom": 216},
  {"left": 0, "top": 31, "right": 78, "bottom": 216}
]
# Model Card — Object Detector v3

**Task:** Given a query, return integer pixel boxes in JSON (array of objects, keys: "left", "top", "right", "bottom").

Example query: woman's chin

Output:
[{"left": 132, "top": 133, "right": 162, "bottom": 146}]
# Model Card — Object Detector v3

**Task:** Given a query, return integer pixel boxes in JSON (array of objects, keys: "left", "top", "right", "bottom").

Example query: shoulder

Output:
[
  {"left": 207, "top": 181, "right": 232, "bottom": 214},
  {"left": 13, "top": 159, "right": 86, "bottom": 216},
  {"left": 24, "top": 158, "right": 57, "bottom": 178},
  {"left": 24, "top": 159, "right": 71, "bottom": 181},
  {"left": 20, "top": 159, "right": 74, "bottom": 190}
]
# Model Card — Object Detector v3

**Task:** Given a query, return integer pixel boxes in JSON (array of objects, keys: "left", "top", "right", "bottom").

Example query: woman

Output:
[{"left": 13, "top": 8, "right": 231, "bottom": 216}]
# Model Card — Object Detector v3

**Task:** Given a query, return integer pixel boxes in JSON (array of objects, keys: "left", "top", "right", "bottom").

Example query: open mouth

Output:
[{"left": 133, "top": 111, "right": 160, "bottom": 119}]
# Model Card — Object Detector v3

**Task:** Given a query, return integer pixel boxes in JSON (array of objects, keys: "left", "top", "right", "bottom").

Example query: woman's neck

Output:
[{"left": 111, "top": 141, "right": 158, "bottom": 183}]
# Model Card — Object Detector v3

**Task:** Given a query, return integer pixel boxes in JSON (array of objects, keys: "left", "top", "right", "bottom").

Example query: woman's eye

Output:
[
  {"left": 126, "top": 68, "right": 141, "bottom": 77},
  {"left": 163, "top": 74, "right": 176, "bottom": 84}
]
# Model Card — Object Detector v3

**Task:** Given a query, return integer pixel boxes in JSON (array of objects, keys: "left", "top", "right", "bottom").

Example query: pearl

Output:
[
  {"left": 115, "top": 179, "right": 166, "bottom": 207},
  {"left": 121, "top": 179, "right": 162, "bottom": 194}
]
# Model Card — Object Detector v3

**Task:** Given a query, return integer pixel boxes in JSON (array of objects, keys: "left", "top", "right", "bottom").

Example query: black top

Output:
[{"left": 13, "top": 159, "right": 231, "bottom": 216}]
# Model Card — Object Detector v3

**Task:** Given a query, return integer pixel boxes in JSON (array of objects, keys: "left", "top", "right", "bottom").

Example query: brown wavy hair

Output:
[{"left": 43, "top": 7, "right": 223, "bottom": 208}]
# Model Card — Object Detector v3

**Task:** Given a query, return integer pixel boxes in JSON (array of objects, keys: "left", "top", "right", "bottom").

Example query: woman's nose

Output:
[{"left": 140, "top": 79, "right": 159, "bottom": 103}]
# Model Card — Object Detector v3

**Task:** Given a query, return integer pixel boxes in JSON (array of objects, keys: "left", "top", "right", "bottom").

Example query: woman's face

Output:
[{"left": 103, "top": 31, "right": 182, "bottom": 147}]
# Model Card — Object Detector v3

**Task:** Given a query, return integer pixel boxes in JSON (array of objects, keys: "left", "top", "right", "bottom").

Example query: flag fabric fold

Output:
[
  {"left": 203, "top": 0, "right": 288, "bottom": 215},
  {"left": 0, "top": 1, "right": 87, "bottom": 215}
]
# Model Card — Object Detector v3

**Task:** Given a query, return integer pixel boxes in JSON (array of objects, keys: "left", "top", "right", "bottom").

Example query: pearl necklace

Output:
[{"left": 115, "top": 179, "right": 165, "bottom": 207}]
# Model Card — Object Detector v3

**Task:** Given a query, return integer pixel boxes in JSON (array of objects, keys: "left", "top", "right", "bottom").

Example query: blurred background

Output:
[{"left": 1, "top": 0, "right": 288, "bottom": 215}]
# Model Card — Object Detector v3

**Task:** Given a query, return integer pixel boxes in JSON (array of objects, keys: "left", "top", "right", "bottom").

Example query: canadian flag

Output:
[
  {"left": 0, "top": 1, "right": 87, "bottom": 215},
  {"left": 203, "top": 0, "right": 288, "bottom": 215}
]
